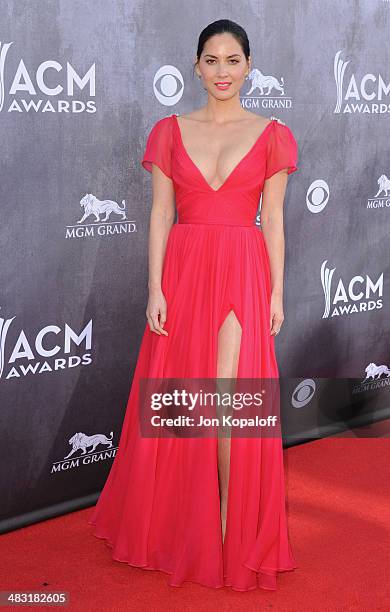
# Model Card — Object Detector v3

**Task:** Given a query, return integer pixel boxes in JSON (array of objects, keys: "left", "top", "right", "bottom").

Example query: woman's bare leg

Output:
[{"left": 216, "top": 309, "right": 242, "bottom": 543}]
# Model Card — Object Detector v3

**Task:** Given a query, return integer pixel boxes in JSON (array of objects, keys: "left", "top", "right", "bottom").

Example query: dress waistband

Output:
[{"left": 177, "top": 221, "right": 255, "bottom": 227}]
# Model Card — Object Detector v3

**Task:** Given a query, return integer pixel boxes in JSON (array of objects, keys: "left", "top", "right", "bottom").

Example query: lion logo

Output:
[
  {"left": 77, "top": 193, "right": 127, "bottom": 224},
  {"left": 246, "top": 69, "right": 285, "bottom": 97},
  {"left": 64, "top": 431, "right": 114, "bottom": 459},
  {"left": 374, "top": 175, "right": 390, "bottom": 197},
  {"left": 364, "top": 362, "right": 390, "bottom": 381}
]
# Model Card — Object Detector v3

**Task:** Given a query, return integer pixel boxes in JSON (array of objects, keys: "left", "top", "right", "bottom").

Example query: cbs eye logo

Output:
[
  {"left": 291, "top": 379, "right": 316, "bottom": 408},
  {"left": 153, "top": 65, "right": 184, "bottom": 106},
  {"left": 306, "top": 179, "right": 329, "bottom": 214}
]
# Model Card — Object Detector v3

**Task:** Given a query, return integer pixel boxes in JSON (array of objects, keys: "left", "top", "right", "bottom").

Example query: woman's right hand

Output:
[{"left": 146, "top": 288, "right": 168, "bottom": 336}]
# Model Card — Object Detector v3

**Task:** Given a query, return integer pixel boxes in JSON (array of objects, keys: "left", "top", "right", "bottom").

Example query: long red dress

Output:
[{"left": 88, "top": 113, "right": 299, "bottom": 592}]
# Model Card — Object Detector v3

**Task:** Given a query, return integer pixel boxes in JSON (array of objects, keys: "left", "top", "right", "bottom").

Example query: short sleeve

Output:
[
  {"left": 141, "top": 116, "right": 173, "bottom": 179},
  {"left": 265, "top": 122, "right": 298, "bottom": 180}
]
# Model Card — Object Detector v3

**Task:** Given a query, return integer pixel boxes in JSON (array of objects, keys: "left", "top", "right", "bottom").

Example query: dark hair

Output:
[{"left": 192, "top": 19, "right": 250, "bottom": 77}]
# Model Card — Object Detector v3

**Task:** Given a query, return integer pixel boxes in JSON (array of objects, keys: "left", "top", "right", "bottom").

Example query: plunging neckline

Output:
[{"left": 172, "top": 113, "right": 275, "bottom": 193}]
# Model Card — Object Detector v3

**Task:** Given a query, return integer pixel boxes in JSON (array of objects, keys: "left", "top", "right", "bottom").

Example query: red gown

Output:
[{"left": 88, "top": 113, "right": 299, "bottom": 591}]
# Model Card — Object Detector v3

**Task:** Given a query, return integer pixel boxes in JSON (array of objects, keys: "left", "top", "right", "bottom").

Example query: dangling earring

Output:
[{"left": 197, "top": 74, "right": 206, "bottom": 91}]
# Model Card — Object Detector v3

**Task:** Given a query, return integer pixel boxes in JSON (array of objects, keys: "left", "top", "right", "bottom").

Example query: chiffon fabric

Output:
[{"left": 88, "top": 113, "right": 299, "bottom": 591}]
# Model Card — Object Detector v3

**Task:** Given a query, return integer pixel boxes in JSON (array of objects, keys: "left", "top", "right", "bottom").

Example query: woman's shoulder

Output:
[
  {"left": 146, "top": 115, "right": 175, "bottom": 139},
  {"left": 269, "top": 115, "right": 295, "bottom": 135},
  {"left": 266, "top": 116, "right": 298, "bottom": 156},
  {"left": 174, "top": 109, "right": 204, "bottom": 121},
  {"left": 152, "top": 114, "right": 175, "bottom": 127},
  {"left": 243, "top": 112, "right": 296, "bottom": 145}
]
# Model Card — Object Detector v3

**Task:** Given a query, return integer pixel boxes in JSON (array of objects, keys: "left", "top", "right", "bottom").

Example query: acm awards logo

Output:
[
  {"left": 65, "top": 193, "right": 137, "bottom": 239},
  {"left": 0, "top": 312, "right": 93, "bottom": 381},
  {"left": 0, "top": 41, "right": 96, "bottom": 113},
  {"left": 51, "top": 430, "right": 118, "bottom": 474},
  {"left": 334, "top": 49, "right": 390, "bottom": 115},
  {"left": 321, "top": 260, "right": 383, "bottom": 318}
]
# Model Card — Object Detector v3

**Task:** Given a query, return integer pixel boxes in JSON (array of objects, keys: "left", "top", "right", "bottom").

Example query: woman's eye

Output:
[{"left": 205, "top": 59, "right": 240, "bottom": 64}]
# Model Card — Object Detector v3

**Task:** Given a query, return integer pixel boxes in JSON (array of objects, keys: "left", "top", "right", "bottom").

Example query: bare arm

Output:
[
  {"left": 146, "top": 164, "right": 176, "bottom": 335},
  {"left": 260, "top": 169, "right": 289, "bottom": 335}
]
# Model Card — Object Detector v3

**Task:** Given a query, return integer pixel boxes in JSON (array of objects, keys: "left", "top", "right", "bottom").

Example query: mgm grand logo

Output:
[
  {"left": 65, "top": 193, "right": 137, "bottom": 239},
  {"left": 51, "top": 430, "right": 118, "bottom": 473},
  {"left": 352, "top": 361, "right": 390, "bottom": 394},
  {"left": 241, "top": 67, "right": 293, "bottom": 110},
  {"left": 367, "top": 174, "right": 390, "bottom": 210}
]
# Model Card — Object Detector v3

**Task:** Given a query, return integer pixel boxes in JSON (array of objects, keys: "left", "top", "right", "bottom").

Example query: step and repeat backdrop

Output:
[{"left": 1, "top": 1, "right": 389, "bottom": 530}]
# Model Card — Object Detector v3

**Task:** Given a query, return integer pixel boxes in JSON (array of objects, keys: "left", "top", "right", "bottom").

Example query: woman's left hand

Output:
[{"left": 270, "top": 292, "right": 284, "bottom": 336}]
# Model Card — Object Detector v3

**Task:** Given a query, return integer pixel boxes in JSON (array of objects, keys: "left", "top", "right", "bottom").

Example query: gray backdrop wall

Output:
[{"left": 1, "top": 0, "right": 389, "bottom": 531}]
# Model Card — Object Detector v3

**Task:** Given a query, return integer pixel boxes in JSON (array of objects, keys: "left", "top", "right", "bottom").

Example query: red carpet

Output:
[{"left": 1, "top": 429, "right": 389, "bottom": 611}]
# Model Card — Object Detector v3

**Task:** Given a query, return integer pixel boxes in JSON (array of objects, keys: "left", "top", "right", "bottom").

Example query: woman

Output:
[{"left": 89, "top": 19, "right": 299, "bottom": 592}]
